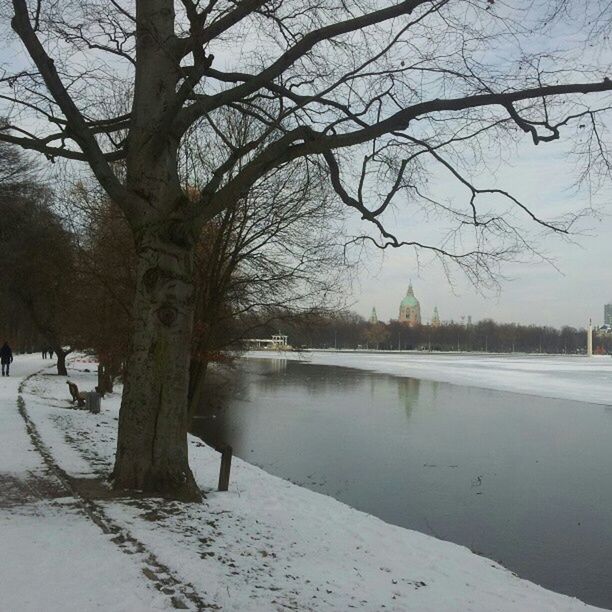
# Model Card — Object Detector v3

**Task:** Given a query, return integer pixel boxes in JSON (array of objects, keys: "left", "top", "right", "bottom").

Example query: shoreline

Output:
[{"left": 243, "top": 350, "right": 612, "bottom": 406}]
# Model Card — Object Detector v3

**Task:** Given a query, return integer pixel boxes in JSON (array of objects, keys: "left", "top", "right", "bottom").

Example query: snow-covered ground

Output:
[
  {"left": 0, "top": 355, "right": 607, "bottom": 610},
  {"left": 0, "top": 356, "right": 169, "bottom": 611},
  {"left": 246, "top": 351, "right": 612, "bottom": 405}
]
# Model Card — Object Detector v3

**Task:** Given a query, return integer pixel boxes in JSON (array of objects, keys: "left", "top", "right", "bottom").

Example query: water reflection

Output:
[
  {"left": 191, "top": 358, "right": 612, "bottom": 609},
  {"left": 263, "top": 356, "right": 288, "bottom": 375},
  {"left": 396, "top": 377, "right": 421, "bottom": 416}
]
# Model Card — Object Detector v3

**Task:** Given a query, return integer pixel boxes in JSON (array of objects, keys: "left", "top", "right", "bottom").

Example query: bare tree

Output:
[
  {"left": 67, "top": 157, "right": 349, "bottom": 417},
  {"left": 0, "top": 156, "right": 78, "bottom": 375},
  {"left": 0, "top": 141, "right": 44, "bottom": 352},
  {"left": 0, "top": 0, "right": 611, "bottom": 499},
  {"left": 70, "top": 196, "right": 136, "bottom": 391},
  {"left": 188, "top": 156, "right": 348, "bottom": 415}
]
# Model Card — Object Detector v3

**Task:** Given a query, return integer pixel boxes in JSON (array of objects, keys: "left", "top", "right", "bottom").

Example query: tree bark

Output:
[
  {"left": 188, "top": 357, "right": 209, "bottom": 420},
  {"left": 55, "top": 348, "right": 68, "bottom": 376},
  {"left": 97, "top": 363, "right": 114, "bottom": 395},
  {"left": 112, "top": 225, "right": 201, "bottom": 501}
]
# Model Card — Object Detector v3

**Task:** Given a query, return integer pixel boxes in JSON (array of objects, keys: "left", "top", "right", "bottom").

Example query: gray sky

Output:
[{"left": 351, "top": 139, "right": 612, "bottom": 328}]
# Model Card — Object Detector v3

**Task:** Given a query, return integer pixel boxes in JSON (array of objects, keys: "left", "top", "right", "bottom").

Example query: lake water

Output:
[{"left": 191, "top": 357, "right": 612, "bottom": 609}]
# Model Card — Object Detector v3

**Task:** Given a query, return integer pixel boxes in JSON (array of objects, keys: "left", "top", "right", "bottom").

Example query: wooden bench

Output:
[{"left": 66, "top": 381, "right": 86, "bottom": 407}]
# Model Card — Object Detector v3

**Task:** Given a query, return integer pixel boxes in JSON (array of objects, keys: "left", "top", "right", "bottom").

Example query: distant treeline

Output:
[{"left": 249, "top": 311, "right": 611, "bottom": 354}]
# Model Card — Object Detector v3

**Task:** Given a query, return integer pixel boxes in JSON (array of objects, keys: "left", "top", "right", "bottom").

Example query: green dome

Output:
[{"left": 400, "top": 285, "right": 419, "bottom": 308}]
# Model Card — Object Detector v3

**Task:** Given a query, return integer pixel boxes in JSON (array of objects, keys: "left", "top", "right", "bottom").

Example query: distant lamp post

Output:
[{"left": 587, "top": 319, "right": 593, "bottom": 357}]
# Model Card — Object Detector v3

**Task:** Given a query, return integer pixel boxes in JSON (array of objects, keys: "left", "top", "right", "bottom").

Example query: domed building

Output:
[{"left": 399, "top": 284, "right": 421, "bottom": 326}]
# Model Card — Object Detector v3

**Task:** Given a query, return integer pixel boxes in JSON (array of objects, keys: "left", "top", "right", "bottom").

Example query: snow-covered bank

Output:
[
  {"left": 0, "top": 356, "right": 169, "bottom": 611},
  {"left": 246, "top": 351, "right": 612, "bottom": 405},
  {"left": 0, "top": 356, "right": 603, "bottom": 610}
]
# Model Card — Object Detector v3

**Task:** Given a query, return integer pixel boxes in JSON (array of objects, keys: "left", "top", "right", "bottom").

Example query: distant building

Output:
[
  {"left": 605, "top": 304, "right": 612, "bottom": 325},
  {"left": 399, "top": 284, "right": 421, "bottom": 326},
  {"left": 431, "top": 306, "right": 440, "bottom": 327},
  {"left": 243, "top": 334, "right": 289, "bottom": 350},
  {"left": 369, "top": 307, "right": 379, "bottom": 324}
]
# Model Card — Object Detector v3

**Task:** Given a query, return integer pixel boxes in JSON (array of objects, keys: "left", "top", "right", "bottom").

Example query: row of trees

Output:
[
  {"left": 0, "top": 138, "right": 349, "bottom": 389},
  {"left": 0, "top": 152, "right": 76, "bottom": 373},
  {"left": 252, "top": 311, "right": 605, "bottom": 354}
]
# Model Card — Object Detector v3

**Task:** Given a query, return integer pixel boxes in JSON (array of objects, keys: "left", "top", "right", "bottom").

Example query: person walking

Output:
[
  {"left": 42, "top": 348, "right": 47, "bottom": 359},
  {"left": 1, "top": 342, "right": 13, "bottom": 376},
  {"left": 48, "top": 348, "right": 54, "bottom": 360}
]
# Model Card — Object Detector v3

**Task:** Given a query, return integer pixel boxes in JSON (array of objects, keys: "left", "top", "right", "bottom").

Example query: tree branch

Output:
[
  {"left": 11, "top": 0, "right": 127, "bottom": 206},
  {"left": 178, "top": 0, "right": 433, "bottom": 126}
]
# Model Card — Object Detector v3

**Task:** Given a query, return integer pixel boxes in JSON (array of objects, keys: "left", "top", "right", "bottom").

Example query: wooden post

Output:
[
  {"left": 85, "top": 391, "right": 101, "bottom": 414},
  {"left": 218, "top": 445, "right": 232, "bottom": 492}
]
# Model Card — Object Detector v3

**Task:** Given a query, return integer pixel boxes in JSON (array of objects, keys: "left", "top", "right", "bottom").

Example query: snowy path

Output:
[
  {"left": 0, "top": 356, "right": 193, "bottom": 611},
  {"left": 246, "top": 351, "right": 612, "bottom": 405},
  {"left": 4, "top": 357, "right": 605, "bottom": 611}
]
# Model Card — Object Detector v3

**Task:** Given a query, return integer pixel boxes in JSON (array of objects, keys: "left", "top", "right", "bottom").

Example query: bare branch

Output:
[{"left": 10, "top": 0, "right": 127, "bottom": 205}]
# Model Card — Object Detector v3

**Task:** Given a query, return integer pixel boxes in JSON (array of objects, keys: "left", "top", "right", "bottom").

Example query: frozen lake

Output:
[
  {"left": 192, "top": 353, "right": 612, "bottom": 609},
  {"left": 247, "top": 350, "right": 612, "bottom": 405}
]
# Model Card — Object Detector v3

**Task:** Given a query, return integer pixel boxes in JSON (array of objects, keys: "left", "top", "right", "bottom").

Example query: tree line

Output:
[
  {"left": 250, "top": 311, "right": 612, "bottom": 355},
  {"left": 0, "top": 139, "right": 349, "bottom": 388}
]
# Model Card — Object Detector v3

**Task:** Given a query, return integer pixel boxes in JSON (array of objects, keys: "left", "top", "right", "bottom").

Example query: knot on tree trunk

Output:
[
  {"left": 157, "top": 304, "right": 178, "bottom": 326},
  {"left": 143, "top": 266, "right": 161, "bottom": 291}
]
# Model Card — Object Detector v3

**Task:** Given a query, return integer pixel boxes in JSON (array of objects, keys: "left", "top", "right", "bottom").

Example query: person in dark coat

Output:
[
  {"left": 48, "top": 348, "right": 54, "bottom": 359},
  {"left": 1, "top": 342, "right": 13, "bottom": 376}
]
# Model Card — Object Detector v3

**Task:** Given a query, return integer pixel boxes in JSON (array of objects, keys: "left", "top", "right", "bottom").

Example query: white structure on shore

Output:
[
  {"left": 587, "top": 319, "right": 593, "bottom": 357},
  {"left": 244, "top": 334, "right": 289, "bottom": 350}
]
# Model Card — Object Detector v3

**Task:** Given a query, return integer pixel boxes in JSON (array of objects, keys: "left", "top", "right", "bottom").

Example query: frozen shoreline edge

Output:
[{"left": 243, "top": 350, "right": 612, "bottom": 406}]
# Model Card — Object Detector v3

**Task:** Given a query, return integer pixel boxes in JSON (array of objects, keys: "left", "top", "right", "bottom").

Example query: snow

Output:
[
  {"left": 0, "top": 510, "right": 169, "bottom": 611},
  {"left": 0, "top": 356, "right": 169, "bottom": 611},
  {"left": 245, "top": 350, "right": 612, "bottom": 405},
  {"left": 1, "top": 354, "right": 607, "bottom": 610}
]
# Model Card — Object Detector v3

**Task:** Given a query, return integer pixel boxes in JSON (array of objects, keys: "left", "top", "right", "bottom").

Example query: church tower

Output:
[
  {"left": 369, "top": 307, "right": 378, "bottom": 324},
  {"left": 431, "top": 306, "right": 440, "bottom": 327},
  {"left": 398, "top": 284, "right": 421, "bottom": 326}
]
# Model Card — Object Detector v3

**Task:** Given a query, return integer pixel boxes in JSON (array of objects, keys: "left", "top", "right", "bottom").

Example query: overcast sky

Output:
[{"left": 350, "top": 138, "right": 612, "bottom": 329}]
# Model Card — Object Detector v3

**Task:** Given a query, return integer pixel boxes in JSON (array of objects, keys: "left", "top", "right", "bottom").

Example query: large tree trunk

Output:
[{"left": 112, "top": 227, "right": 201, "bottom": 501}]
